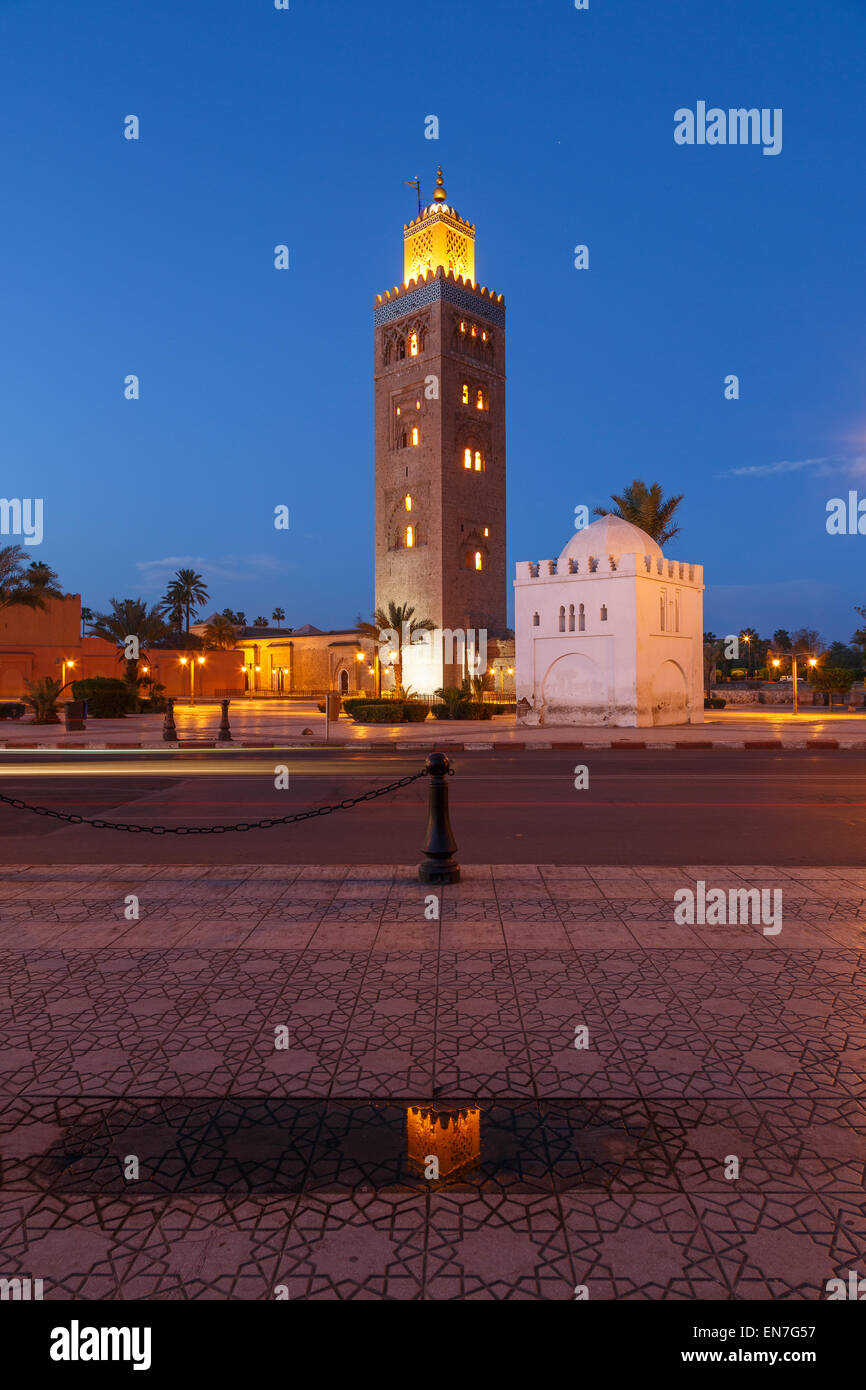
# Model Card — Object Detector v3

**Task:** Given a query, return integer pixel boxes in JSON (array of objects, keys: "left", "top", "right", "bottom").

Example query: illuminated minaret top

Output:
[{"left": 403, "top": 165, "right": 476, "bottom": 286}]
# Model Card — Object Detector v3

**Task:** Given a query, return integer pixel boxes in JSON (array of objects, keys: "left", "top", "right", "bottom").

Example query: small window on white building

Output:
[
  {"left": 568, "top": 604, "right": 575, "bottom": 632},
  {"left": 659, "top": 592, "right": 666, "bottom": 631},
  {"left": 674, "top": 591, "right": 680, "bottom": 633},
  {"left": 600, "top": 605, "right": 608, "bottom": 621},
  {"left": 532, "top": 612, "right": 540, "bottom": 627},
  {"left": 578, "top": 603, "right": 585, "bottom": 632},
  {"left": 559, "top": 606, "right": 566, "bottom": 632}
]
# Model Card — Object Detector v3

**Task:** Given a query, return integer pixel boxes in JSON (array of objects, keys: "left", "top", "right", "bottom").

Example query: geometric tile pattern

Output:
[{"left": 1, "top": 863, "right": 864, "bottom": 1299}]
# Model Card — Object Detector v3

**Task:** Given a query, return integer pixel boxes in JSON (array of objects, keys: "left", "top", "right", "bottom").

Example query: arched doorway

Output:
[{"left": 338, "top": 668, "right": 349, "bottom": 695}]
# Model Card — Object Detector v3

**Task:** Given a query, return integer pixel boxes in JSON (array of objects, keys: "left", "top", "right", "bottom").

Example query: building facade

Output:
[
  {"left": 373, "top": 167, "right": 507, "bottom": 693},
  {"left": 514, "top": 514, "right": 704, "bottom": 726}
]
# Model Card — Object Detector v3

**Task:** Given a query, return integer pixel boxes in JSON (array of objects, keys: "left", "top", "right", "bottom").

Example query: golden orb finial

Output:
[{"left": 432, "top": 164, "right": 447, "bottom": 202}]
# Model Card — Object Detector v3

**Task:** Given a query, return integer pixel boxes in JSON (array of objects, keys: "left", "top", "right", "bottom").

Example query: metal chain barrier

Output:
[{"left": 0, "top": 770, "right": 427, "bottom": 836}]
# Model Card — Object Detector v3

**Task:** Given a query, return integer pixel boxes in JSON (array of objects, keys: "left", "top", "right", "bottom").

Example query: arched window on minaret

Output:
[
  {"left": 474, "top": 551, "right": 482, "bottom": 571},
  {"left": 559, "top": 606, "right": 566, "bottom": 632},
  {"left": 411, "top": 427, "right": 419, "bottom": 446},
  {"left": 462, "top": 383, "right": 469, "bottom": 404},
  {"left": 396, "top": 339, "right": 405, "bottom": 360},
  {"left": 409, "top": 332, "right": 418, "bottom": 357},
  {"left": 474, "top": 450, "right": 483, "bottom": 471},
  {"left": 568, "top": 604, "right": 575, "bottom": 632},
  {"left": 464, "top": 448, "right": 472, "bottom": 469},
  {"left": 578, "top": 603, "right": 585, "bottom": 632},
  {"left": 405, "top": 525, "right": 414, "bottom": 548},
  {"left": 476, "top": 387, "right": 485, "bottom": 410}
]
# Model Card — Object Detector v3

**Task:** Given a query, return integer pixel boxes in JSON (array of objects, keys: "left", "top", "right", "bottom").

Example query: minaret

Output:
[{"left": 373, "top": 168, "right": 507, "bottom": 692}]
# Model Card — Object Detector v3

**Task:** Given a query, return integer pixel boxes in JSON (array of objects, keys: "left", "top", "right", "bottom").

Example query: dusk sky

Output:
[{"left": 2, "top": 0, "right": 865, "bottom": 642}]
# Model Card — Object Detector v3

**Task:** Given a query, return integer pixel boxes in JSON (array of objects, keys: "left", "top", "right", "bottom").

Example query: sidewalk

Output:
[
  {"left": 3, "top": 702, "right": 866, "bottom": 751},
  {"left": 1, "top": 862, "right": 864, "bottom": 1298}
]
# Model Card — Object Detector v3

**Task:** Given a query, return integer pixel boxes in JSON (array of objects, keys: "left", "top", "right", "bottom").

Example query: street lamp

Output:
[
  {"left": 180, "top": 655, "right": 205, "bottom": 704},
  {"left": 60, "top": 658, "right": 76, "bottom": 689}
]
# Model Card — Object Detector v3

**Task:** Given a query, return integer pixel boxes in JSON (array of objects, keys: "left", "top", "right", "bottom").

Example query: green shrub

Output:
[
  {"left": 401, "top": 702, "right": 428, "bottom": 722},
  {"left": 71, "top": 676, "right": 133, "bottom": 717},
  {"left": 351, "top": 704, "right": 405, "bottom": 724},
  {"left": 23, "top": 677, "right": 62, "bottom": 723},
  {"left": 343, "top": 696, "right": 392, "bottom": 716},
  {"left": 0, "top": 702, "right": 25, "bottom": 719}
]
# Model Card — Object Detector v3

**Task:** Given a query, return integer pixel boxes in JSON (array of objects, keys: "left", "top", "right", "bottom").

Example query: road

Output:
[{"left": 0, "top": 747, "right": 863, "bottom": 864}]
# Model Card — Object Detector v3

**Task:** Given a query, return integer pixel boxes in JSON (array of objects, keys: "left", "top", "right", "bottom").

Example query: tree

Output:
[
  {"left": 791, "top": 627, "right": 823, "bottom": 655},
  {"left": 594, "top": 479, "right": 684, "bottom": 545},
  {"left": 703, "top": 637, "right": 725, "bottom": 700},
  {"left": 0, "top": 544, "right": 48, "bottom": 616},
  {"left": 272, "top": 606, "right": 286, "bottom": 628},
  {"left": 26, "top": 560, "right": 64, "bottom": 598},
  {"left": 80, "top": 605, "right": 94, "bottom": 638},
  {"left": 739, "top": 627, "right": 760, "bottom": 677},
  {"left": 202, "top": 614, "right": 238, "bottom": 650},
  {"left": 808, "top": 666, "right": 856, "bottom": 711},
  {"left": 772, "top": 629, "right": 792, "bottom": 652},
  {"left": 90, "top": 599, "right": 169, "bottom": 684},
  {"left": 825, "top": 640, "right": 860, "bottom": 670},
  {"left": 22, "top": 676, "right": 61, "bottom": 724},
  {"left": 852, "top": 607, "right": 866, "bottom": 660},
  {"left": 160, "top": 569, "right": 209, "bottom": 633},
  {"left": 253, "top": 615, "right": 268, "bottom": 627},
  {"left": 357, "top": 600, "right": 436, "bottom": 697}
]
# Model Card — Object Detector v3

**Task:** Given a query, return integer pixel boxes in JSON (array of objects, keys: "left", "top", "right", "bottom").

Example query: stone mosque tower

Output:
[{"left": 373, "top": 168, "right": 507, "bottom": 692}]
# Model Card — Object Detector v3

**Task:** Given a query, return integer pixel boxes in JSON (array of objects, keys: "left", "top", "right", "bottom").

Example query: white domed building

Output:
[{"left": 514, "top": 514, "right": 704, "bottom": 727}]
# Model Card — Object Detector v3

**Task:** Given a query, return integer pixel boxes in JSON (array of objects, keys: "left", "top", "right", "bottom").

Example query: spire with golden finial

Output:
[{"left": 432, "top": 164, "right": 447, "bottom": 202}]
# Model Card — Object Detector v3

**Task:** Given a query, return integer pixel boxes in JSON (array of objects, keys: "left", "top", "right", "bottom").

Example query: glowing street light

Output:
[{"left": 179, "top": 655, "right": 205, "bottom": 705}]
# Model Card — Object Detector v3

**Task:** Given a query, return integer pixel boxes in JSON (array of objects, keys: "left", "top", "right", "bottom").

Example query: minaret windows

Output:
[
  {"left": 404, "top": 494, "right": 412, "bottom": 511},
  {"left": 476, "top": 388, "right": 486, "bottom": 410},
  {"left": 409, "top": 332, "right": 419, "bottom": 357},
  {"left": 568, "top": 604, "right": 575, "bottom": 632},
  {"left": 405, "top": 525, "right": 414, "bottom": 548},
  {"left": 462, "top": 383, "right": 469, "bottom": 404},
  {"left": 474, "top": 551, "right": 482, "bottom": 571},
  {"left": 559, "top": 606, "right": 566, "bottom": 632},
  {"left": 464, "top": 448, "right": 472, "bottom": 469},
  {"left": 578, "top": 604, "right": 586, "bottom": 632},
  {"left": 411, "top": 427, "right": 419, "bottom": 446}
]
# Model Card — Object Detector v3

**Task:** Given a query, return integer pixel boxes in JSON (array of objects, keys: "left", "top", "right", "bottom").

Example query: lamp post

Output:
[
  {"left": 180, "top": 655, "right": 205, "bottom": 705},
  {"left": 771, "top": 653, "right": 817, "bottom": 715},
  {"left": 59, "top": 658, "right": 76, "bottom": 689}
]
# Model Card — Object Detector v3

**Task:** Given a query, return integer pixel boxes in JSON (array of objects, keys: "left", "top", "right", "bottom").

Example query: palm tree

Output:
[
  {"left": 357, "top": 600, "right": 435, "bottom": 696},
  {"left": 26, "top": 560, "right": 64, "bottom": 598},
  {"left": 740, "top": 627, "right": 760, "bottom": 677},
  {"left": 703, "top": 636, "right": 725, "bottom": 700},
  {"left": 90, "top": 599, "right": 169, "bottom": 683},
  {"left": 202, "top": 614, "right": 238, "bottom": 650},
  {"left": 272, "top": 606, "right": 286, "bottom": 628},
  {"left": 594, "top": 479, "right": 684, "bottom": 545},
  {"left": 80, "top": 605, "right": 95, "bottom": 638},
  {"left": 773, "top": 628, "right": 792, "bottom": 652},
  {"left": 0, "top": 544, "right": 48, "bottom": 616},
  {"left": 253, "top": 615, "right": 268, "bottom": 627},
  {"left": 160, "top": 569, "right": 209, "bottom": 633}
]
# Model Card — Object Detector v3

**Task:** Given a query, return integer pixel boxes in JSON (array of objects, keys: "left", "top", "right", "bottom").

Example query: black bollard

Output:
[
  {"left": 217, "top": 698, "right": 232, "bottom": 743},
  {"left": 163, "top": 697, "right": 178, "bottom": 742},
  {"left": 419, "top": 751, "right": 460, "bottom": 884}
]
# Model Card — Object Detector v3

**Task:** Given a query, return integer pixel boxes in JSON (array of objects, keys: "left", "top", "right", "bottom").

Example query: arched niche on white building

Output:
[
  {"left": 542, "top": 651, "right": 606, "bottom": 720},
  {"left": 651, "top": 659, "right": 689, "bottom": 725}
]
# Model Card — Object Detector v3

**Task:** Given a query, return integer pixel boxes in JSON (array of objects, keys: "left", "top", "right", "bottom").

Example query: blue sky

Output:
[{"left": 1, "top": 0, "right": 865, "bottom": 643}]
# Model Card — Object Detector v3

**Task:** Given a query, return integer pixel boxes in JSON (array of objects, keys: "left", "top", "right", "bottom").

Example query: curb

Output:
[{"left": 0, "top": 739, "right": 862, "bottom": 754}]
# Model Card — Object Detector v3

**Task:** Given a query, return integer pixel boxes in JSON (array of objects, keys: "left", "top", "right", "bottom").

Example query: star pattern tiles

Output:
[{"left": 0, "top": 863, "right": 865, "bottom": 1299}]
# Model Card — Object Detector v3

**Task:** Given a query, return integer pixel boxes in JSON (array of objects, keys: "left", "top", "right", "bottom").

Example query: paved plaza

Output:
[
  {"left": 4, "top": 702, "right": 866, "bottom": 750},
  {"left": 1, "top": 863, "right": 865, "bottom": 1299}
]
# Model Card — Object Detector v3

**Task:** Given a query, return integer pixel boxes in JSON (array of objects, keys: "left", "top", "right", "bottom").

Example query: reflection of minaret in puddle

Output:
[{"left": 407, "top": 1103, "right": 481, "bottom": 1181}]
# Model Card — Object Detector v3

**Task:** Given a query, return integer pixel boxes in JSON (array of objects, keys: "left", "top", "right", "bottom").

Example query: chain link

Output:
[{"left": 0, "top": 770, "right": 428, "bottom": 836}]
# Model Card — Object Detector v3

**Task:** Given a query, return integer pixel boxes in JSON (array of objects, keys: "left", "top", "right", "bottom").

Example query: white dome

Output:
[{"left": 559, "top": 513, "right": 663, "bottom": 565}]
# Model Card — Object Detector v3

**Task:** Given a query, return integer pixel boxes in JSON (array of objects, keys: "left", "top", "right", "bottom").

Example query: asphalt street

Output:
[{"left": 0, "top": 747, "right": 863, "bottom": 864}]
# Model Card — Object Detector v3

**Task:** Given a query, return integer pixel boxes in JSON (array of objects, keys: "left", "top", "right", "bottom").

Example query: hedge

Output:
[{"left": 71, "top": 676, "right": 133, "bottom": 717}]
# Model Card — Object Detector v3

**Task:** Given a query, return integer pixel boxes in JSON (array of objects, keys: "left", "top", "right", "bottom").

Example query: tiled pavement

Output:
[{"left": 1, "top": 863, "right": 865, "bottom": 1299}]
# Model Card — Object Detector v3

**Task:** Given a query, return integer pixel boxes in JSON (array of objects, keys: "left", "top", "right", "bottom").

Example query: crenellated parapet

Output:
[{"left": 515, "top": 553, "right": 703, "bottom": 585}]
